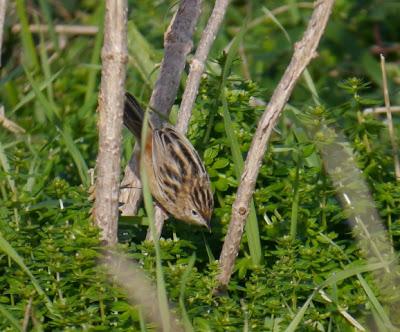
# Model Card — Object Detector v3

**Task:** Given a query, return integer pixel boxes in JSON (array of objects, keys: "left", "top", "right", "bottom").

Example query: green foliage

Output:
[{"left": 1, "top": 0, "right": 400, "bottom": 331}]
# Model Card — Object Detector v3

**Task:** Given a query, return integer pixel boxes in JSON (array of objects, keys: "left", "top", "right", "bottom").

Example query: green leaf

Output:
[{"left": 212, "top": 158, "right": 230, "bottom": 169}]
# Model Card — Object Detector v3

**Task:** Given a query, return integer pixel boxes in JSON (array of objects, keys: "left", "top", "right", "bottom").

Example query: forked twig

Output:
[
  {"left": 380, "top": 54, "right": 400, "bottom": 181},
  {"left": 216, "top": 0, "right": 335, "bottom": 289},
  {"left": 94, "top": 0, "right": 128, "bottom": 246}
]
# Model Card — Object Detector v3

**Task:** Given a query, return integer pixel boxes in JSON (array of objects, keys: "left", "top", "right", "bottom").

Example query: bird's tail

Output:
[{"left": 124, "top": 92, "right": 149, "bottom": 140}]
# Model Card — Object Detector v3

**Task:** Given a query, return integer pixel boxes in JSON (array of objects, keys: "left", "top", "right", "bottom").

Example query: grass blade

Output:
[
  {"left": 35, "top": 15, "right": 55, "bottom": 105},
  {"left": 38, "top": 0, "right": 59, "bottom": 51},
  {"left": 11, "top": 69, "right": 62, "bottom": 114},
  {"left": 285, "top": 261, "right": 390, "bottom": 332},
  {"left": 0, "top": 303, "right": 22, "bottom": 332},
  {"left": 0, "top": 232, "right": 53, "bottom": 312},
  {"left": 23, "top": 67, "right": 89, "bottom": 185},
  {"left": 357, "top": 276, "right": 394, "bottom": 332},
  {"left": 141, "top": 108, "right": 171, "bottom": 331},
  {"left": 127, "top": 21, "right": 158, "bottom": 88},
  {"left": 15, "top": 0, "right": 39, "bottom": 69},
  {"left": 83, "top": 2, "right": 105, "bottom": 106},
  {"left": 0, "top": 140, "right": 16, "bottom": 194},
  {"left": 23, "top": 66, "right": 60, "bottom": 121},
  {"left": 60, "top": 125, "right": 90, "bottom": 186},
  {"left": 179, "top": 253, "right": 196, "bottom": 332}
]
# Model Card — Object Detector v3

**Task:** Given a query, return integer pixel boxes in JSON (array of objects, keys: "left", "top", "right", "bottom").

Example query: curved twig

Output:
[{"left": 216, "top": 0, "right": 335, "bottom": 289}]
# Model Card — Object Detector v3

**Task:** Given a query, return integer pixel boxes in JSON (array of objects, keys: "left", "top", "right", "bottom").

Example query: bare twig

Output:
[
  {"left": 0, "top": 105, "right": 26, "bottom": 134},
  {"left": 94, "top": 0, "right": 128, "bottom": 246},
  {"left": 12, "top": 24, "right": 99, "bottom": 35},
  {"left": 176, "top": 0, "right": 230, "bottom": 134},
  {"left": 119, "top": 0, "right": 201, "bottom": 240},
  {"left": 363, "top": 106, "right": 400, "bottom": 115},
  {"left": 380, "top": 54, "right": 400, "bottom": 181},
  {"left": 216, "top": 0, "right": 335, "bottom": 289}
]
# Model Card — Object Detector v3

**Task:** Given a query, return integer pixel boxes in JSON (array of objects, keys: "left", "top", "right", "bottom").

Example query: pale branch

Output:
[
  {"left": 380, "top": 54, "right": 400, "bottom": 181},
  {"left": 94, "top": 0, "right": 128, "bottom": 246},
  {"left": 119, "top": 0, "right": 201, "bottom": 240},
  {"left": 363, "top": 106, "right": 400, "bottom": 114},
  {"left": 0, "top": 0, "right": 7, "bottom": 67},
  {"left": 176, "top": 0, "right": 229, "bottom": 134},
  {"left": 12, "top": 24, "right": 98, "bottom": 35},
  {"left": 216, "top": 0, "right": 335, "bottom": 289}
]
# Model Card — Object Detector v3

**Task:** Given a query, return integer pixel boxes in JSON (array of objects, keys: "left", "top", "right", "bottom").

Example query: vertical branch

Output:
[
  {"left": 94, "top": 0, "right": 128, "bottom": 246},
  {"left": 380, "top": 54, "right": 400, "bottom": 181},
  {"left": 176, "top": 0, "right": 230, "bottom": 134},
  {"left": 149, "top": 0, "right": 202, "bottom": 127},
  {"left": 119, "top": 0, "right": 201, "bottom": 239},
  {"left": 216, "top": 0, "right": 335, "bottom": 290},
  {"left": 0, "top": 0, "right": 7, "bottom": 67}
]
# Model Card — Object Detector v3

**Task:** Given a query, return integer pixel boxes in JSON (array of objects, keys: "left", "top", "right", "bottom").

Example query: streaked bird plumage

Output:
[{"left": 124, "top": 92, "right": 213, "bottom": 229}]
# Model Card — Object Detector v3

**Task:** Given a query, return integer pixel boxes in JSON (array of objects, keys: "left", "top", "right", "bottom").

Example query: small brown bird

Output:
[{"left": 124, "top": 92, "right": 213, "bottom": 230}]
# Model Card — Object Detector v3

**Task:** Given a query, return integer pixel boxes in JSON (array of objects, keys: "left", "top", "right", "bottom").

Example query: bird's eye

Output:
[{"left": 191, "top": 209, "right": 198, "bottom": 216}]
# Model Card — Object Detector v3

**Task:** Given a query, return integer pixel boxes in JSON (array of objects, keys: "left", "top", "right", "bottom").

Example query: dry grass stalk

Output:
[{"left": 12, "top": 24, "right": 98, "bottom": 35}]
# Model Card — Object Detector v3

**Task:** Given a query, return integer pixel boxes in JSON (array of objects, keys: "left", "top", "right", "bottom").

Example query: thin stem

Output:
[
  {"left": 380, "top": 54, "right": 400, "bottom": 181},
  {"left": 290, "top": 152, "right": 301, "bottom": 241}
]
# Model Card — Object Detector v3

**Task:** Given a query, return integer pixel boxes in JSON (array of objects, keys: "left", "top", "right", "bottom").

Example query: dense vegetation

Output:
[{"left": 1, "top": 0, "right": 400, "bottom": 330}]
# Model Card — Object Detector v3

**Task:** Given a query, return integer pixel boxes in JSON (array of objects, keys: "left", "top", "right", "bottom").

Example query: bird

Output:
[{"left": 123, "top": 92, "right": 213, "bottom": 230}]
